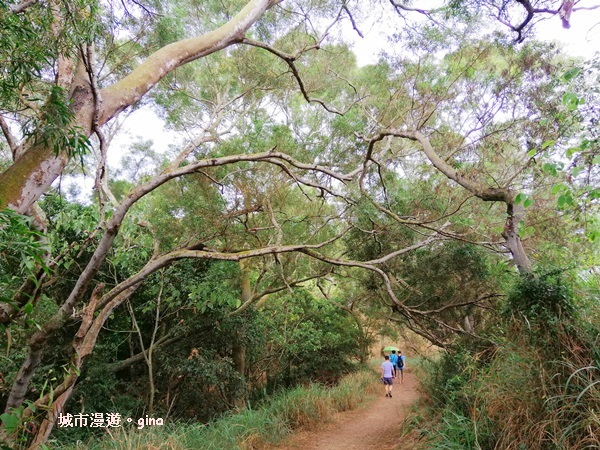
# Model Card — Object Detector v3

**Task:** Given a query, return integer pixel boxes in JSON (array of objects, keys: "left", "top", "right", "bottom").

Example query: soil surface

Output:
[{"left": 272, "top": 370, "right": 420, "bottom": 450}]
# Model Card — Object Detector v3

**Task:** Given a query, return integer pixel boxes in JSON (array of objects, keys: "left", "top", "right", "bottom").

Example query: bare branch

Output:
[
  {"left": 573, "top": 3, "right": 600, "bottom": 11},
  {"left": 388, "top": 0, "right": 439, "bottom": 17},
  {"left": 342, "top": 3, "right": 364, "bottom": 38},
  {"left": 230, "top": 270, "right": 332, "bottom": 315},
  {"left": 0, "top": 115, "right": 19, "bottom": 158},
  {"left": 241, "top": 38, "right": 353, "bottom": 116},
  {"left": 378, "top": 128, "right": 531, "bottom": 272},
  {"left": 10, "top": 0, "right": 38, "bottom": 13},
  {"left": 418, "top": 293, "right": 504, "bottom": 315},
  {"left": 106, "top": 334, "right": 183, "bottom": 373}
]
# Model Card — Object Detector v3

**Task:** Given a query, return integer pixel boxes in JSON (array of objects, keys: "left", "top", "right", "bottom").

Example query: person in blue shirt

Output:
[
  {"left": 389, "top": 350, "right": 399, "bottom": 378},
  {"left": 381, "top": 355, "right": 395, "bottom": 397},
  {"left": 397, "top": 351, "right": 406, "bottom": 383}
]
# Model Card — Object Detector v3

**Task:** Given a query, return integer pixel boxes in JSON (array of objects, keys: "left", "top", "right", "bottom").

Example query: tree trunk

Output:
[
  {"left": 233, "top": 260, "right": 252, "bottom": 407},
  {"left": 396, "top": 129, "right": 533, "bottom": 274},
  {"left": 4, "top": 311, "right": 70, "bottom": 411},
  {"left": 0, "top": 0, "right": 273, "bottom": 214},
  {"left": 4, "top": 221, "right": 122, "bottom": 411},
  {"left": 502, "top": 203, "right": 532, "bottom": 273},
  {"left": 27, "top": 386, "right": 74, "bottom": 450},
  {"left": 463, "top": 313, "right": 475, "bottom": 334}
]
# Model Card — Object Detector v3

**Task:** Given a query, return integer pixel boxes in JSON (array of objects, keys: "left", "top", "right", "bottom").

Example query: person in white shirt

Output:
[{"left": 381, "top": 355, "right": 395, "bottom": 397}]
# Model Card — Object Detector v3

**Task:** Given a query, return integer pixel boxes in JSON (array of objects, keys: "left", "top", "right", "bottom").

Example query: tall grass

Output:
[
  {"left": 57, "top": 370, "right": 378, "bottom": 450},
  {"left": 415, "top": 333, "right": 600, "bottom": 450},
  {"left": 411, "top": 272, "right": 600, "bottom": 450}
]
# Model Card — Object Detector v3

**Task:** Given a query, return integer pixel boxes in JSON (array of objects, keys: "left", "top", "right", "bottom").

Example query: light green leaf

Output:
[
  {"left": 557, "top": 194, "right": 574, "bottom": 208},
  {"left": 0, "top": 412, "right": 19, "bottom": 433},
  {"left": 541, "top": 140, "right": 555, "bottom": 150},
  {"left": 563, "top": 68, "right": 581, "bottom": 81},
  {"left": 515, "top": 193, "right": 527, "bottom": 205},
  {"left": 542, "top": 163, "right": 558, "bottom": 177},
  {"left": 562, "top": 92, "right": 580, "bottom": 111},
  {"left": 551, "top": 183, "right": 568, "bottom": 195},
  {"left": 520, "top": 226, "right": 535, "bottom": 238}
]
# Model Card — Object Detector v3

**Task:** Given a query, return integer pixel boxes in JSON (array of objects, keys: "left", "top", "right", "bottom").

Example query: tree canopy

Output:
[{"left": 0, "top": 0, "right": 598, "bottom": 447}]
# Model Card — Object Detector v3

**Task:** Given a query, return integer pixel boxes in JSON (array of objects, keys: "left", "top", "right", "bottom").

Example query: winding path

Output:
[{"left": 274, "top": 370, "right": 420, "bottom": 450}]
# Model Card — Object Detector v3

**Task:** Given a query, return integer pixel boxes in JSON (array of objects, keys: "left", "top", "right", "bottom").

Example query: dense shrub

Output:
[
  {"left": 415, "top": 272, "right": 600, "bottom": 450},
  {"left": 56, "top": 370, "right": 378, "bottom": 450}
]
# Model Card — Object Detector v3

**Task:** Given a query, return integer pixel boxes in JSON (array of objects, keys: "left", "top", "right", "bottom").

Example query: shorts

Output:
[{"left": 383, "top": 377, "right": 393, "bottom": 385}]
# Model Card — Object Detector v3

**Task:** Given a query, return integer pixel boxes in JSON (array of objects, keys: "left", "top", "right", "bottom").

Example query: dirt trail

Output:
[{"left": 273, "top": 370, "right": 420, "bottom": 450}]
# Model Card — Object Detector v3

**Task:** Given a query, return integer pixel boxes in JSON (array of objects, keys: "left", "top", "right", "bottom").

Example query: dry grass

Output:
[
  {"left": 60, "top": 369, "right": 378, "bottom": 450},
  {"left": 415, "top": 331, "right": 600, "bottom": 450}
]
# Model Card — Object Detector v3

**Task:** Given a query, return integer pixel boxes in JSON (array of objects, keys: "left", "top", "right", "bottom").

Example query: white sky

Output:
[{"left": 536, "top": 5, "right": 600, "bottom": 57}]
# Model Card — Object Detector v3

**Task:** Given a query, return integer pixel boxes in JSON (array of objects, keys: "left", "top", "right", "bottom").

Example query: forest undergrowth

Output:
[
  {"left": 410, "top": 271, "right": 600, "bottom": 450},
  {"left": 55, "top": 369, "right": 379, "bottom": 450}
]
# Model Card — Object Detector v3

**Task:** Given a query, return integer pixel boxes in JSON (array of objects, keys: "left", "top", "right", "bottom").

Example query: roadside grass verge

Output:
[{"left": 58, "top": 369, "right": 379, "bottom": 450}]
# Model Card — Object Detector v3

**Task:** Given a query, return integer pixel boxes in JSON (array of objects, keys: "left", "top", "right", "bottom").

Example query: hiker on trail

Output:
[
  {"left": 397, "top": 351, "right": 405, "bottom": 383},
  {"left": 389, "top": 350, "right": 399, "bottom": 377},
  {"left": 381, "top": 355, "right": 394, "bottom": 398}
]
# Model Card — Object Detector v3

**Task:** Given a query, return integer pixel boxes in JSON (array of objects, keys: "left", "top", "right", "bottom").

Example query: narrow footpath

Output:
[{"left": 273, "top": 370, "right": 420, "bottom": 450}]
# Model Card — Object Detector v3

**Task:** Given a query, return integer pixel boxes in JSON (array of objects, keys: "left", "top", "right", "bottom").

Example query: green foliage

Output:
[
  {"left": 0, "top": 1, "right": 52, "bottom": 107},
  {"left": 23, "top": 86, "right": 92, "bottom": 160},
  {"left": 416, "top": 272, "right": 600, "bottom": 450},
  {"left": 505, "top": 271, "right": 577, "bottom": 331},
  {"left": 1, "top": 0, "right": 99, "bottom": 164},
  {"left": 259, "top": 290, "right": 360, "bottom": 389},
  {"left": 189, "top": 261, "right": 241, "bottom": 311},
  {"left": 2, "top": 3, "right": 599, "bottom": 449},
  {"left": 0, "top": 208, "right": 47, "bottom": 278},
  {"left": 160, "top": 348, "right": 246, "bottom": 421},
  {"left": 52, "top": 366, "right": 145, "bottom": 445},
  {"left": 0, "top": 208, "right": 48, "bottom": 304},
  {"left": 386, "top": 240, "right": 501, "bottom": 344}
]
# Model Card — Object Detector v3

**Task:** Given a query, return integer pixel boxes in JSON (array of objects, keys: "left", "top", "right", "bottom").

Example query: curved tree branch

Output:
[{"left": 98, "top": 0, "right": 276, "bottom": 124}]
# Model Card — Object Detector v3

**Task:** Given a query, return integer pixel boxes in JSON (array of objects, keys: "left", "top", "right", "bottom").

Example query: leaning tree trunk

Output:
[
  {"left": 0, "top": 0, "right": 274, "bottom": 214},
  {"left": 392, "top": 129, "right": 532, "bottom": 274}
]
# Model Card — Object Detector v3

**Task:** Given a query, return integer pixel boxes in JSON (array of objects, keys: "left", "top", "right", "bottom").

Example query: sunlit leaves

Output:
[{"left": 562, "top": 92, "right": 584, "bottom": 111}]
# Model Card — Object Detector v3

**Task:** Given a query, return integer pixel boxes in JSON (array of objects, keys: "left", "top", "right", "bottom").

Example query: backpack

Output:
[{"left": 397, "top": 355, "right": 404, "bottom": 369}]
